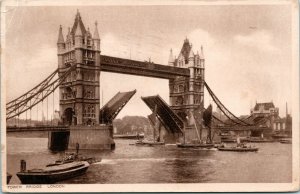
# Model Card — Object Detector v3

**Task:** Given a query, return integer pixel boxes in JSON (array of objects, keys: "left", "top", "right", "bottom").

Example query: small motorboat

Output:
[
  {"left": 17, "top": 160, "right": 89, "bottom": 184},
  {"left": 177, "top": 143, "right": 214, "bottom": 149},
  {"left": 135, "top": 140, "right": 165, "bottom": 146},
  {"left": 217, "top": 143, "right": 258, "bottom": 152},
  {"left": 114, "top": 133, "right": 144, "bottom": 139},
  {"left": 46, "top": 152, "right": 101, "bottom": 167},
  {"left": 272, "top": 133, "right": 290, "bottom": 139}
]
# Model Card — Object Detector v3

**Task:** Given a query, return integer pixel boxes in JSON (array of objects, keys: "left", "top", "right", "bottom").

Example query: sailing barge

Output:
[{"left": 177, "top": 104, "right": 214, "bottom": 148}]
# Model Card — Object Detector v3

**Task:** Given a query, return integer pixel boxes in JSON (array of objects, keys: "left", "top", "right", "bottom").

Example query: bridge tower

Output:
[
  {"left": 169, "top": 38, "right": 205, "bottom": 141},
  {"left": 55, "top": 11, "right": 114, "bottom": 150},
  {"left": 57, "top": 11, "right": 101, "bottom": 126}
]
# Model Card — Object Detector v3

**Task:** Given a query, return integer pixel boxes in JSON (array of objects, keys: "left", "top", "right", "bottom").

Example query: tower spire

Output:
[
  {"left": 93, "top": 21, "right": 100, "bottom": 40},
  {"left": 168, "top": 49, "right": 174, "bottom": 66},
  {"left": 66, "top": 27, "right": 71, "bottom": 40},
  {"left": 57, "top": 25, "right": 65, "bottom": 44},
  {"left": 76, "top": 9, "right": 80, "bottom": 18},
  {"left": 200, "top": 45, "right": 204, "bottom": 59},
  {"left": 71, "top": 9, "right": 86, "bottom": 36}
]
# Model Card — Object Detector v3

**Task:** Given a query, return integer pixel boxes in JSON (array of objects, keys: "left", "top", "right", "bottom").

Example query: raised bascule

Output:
[{"left": 6, "top": 11, "right": 273, "bottom": 150}]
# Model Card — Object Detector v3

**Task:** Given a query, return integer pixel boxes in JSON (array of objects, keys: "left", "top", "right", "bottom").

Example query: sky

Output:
[{"left": 4, "top": 3, "right": 294, "bottom": 119}]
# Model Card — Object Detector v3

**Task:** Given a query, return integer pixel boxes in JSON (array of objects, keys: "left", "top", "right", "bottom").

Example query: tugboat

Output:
[
  {"left": 17, "top": 160, "right": 89, "bottom": 184},
  {"left": 217, "top": 143, "right": 258, "bottom": 152},
  {"left": 47, "top": 143, "right": 101, "bottom": 166},
  {"left": 46, "top": 152, "right": 100, "bottom": 167},
  {"left": 17, "top": 143, "right": 92, "bottom": 184},
  {"left": 217, "top": 135, "right": 258, "bottom": 152}
]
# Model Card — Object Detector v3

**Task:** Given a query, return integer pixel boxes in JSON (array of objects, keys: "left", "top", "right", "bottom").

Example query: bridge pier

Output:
[{"left": 48, "top": 131, "right": 70, "bottom": 151}]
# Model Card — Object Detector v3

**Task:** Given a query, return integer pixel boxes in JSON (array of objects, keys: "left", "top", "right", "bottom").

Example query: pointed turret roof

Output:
[
  {"left": 179, "top": 38, "right": 192, "bottom": 64},
  {"left": 93, "top": 21, "right": 100, "bottom": 40},
  {"left": 66, "top": 27, "right": 71, "bottom": 40},
  {"left": 199, "top": 45, "right": 205, "bottom": 59},
  {"left": 57, "top": 25, "right": 65, "bottom": 44},
  {"left": 168, "top": 49, "right": 174, "bottom": 63},
  {"left": 71, "top": 10, "right": 86, "bottom": 36},
  {"left": 188, "top": 48, "right": 194, "bottom": 59}
]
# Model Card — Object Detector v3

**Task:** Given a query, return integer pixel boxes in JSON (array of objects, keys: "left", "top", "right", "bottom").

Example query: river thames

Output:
[{"left": 7, "top": 137, "right": 292, "bottom": 184}]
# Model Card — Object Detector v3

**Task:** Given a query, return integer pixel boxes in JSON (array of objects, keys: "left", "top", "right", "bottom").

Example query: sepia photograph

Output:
[{"left": 1, "top": 0, "right": 299, "bottom": 192}]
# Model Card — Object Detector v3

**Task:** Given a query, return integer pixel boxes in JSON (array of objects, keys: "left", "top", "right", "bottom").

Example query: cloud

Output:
[
  {"left": 188, "top": 29, "right": 216, "bottom": 52},
  {"left": 234, "top": 30, "right": 279, "bottom": 52},
  {"left": 101, "top": 33, "right": 125, "bottom": 57}
]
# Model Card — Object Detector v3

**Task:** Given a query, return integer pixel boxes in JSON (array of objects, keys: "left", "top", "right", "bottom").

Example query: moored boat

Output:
[
  {"left": 135, "top": 140, "right": 165, "bottom": 146},
  {"left": 17, "top": 160, "right": 89, "bottom": 184},
  {"left": 177, "top": 143, "right": 214, "bottom": 149},
  {"left": 114, "top": 133, "right": 144, "bottom": 139},
  {"left": 271, "top": 133, "right": 290, "bottom": 139},
  {"left": 46, "top": 152, "right": 101, "bottom": 167},
  {"left": 47, "top": 143, "right": 101, "bottom": 167},
  {"left": 217, "top": 144, "right": 258, "bottom": 152},
  {"left": 280, "top": 139, "right": 292, "bottom": 144}
]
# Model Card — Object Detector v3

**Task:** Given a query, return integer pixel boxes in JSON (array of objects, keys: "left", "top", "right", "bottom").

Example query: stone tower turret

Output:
[{"left": 57, "top": 25, "right": 65, "bottom": 69}]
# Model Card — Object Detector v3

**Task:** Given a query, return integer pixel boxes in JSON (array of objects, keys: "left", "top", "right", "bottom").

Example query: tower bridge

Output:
[{"left": 6, "top": 11, "right": 269, "bottom": 150}]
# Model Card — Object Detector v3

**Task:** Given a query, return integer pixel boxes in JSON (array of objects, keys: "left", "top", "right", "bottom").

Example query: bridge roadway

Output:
[
  {"left": 100, "top": 55, "right": 190, "bottom": 79},
  {"left": 7, "top": 125, "right": 69, "bottom": 132}
]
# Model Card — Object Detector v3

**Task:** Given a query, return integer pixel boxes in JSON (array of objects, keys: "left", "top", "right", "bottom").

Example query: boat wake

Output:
[{"left": 95, "top": 157, "right": 217, "bottom": 165}]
